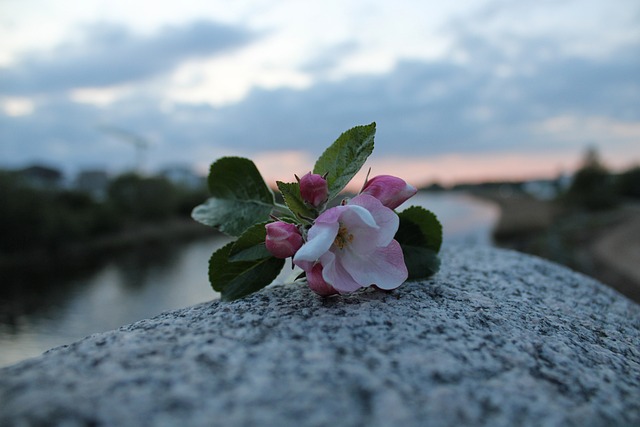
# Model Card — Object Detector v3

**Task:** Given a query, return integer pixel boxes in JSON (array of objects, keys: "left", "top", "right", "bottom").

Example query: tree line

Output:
[
  {"left": 563, "top": 149, "right": 640, "bottom": 210},
  {"left": 0, "top": 171, "right": 208, "bottom": 255}
]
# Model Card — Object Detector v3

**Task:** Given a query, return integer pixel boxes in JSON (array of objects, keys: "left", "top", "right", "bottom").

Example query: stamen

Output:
[{"left": 334, "top": 225, "right": 354, "bottom": 249}]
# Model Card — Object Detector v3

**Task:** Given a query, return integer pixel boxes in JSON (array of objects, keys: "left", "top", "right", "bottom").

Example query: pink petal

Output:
[
  {"left": 299, "top": 172, "right": 329, "bottom": 207},
  {"left": 361, "top": 175, "right": 417, "bottom": 209},
  {"left": 307, "top": 263, "right": 338, "bottom": 296},
  {"left": 265, "top": 221, "right": 303, "bottom": 258},
  {"left": 320, "top": 251, "right": 362, "bottom": 293},
  {"left": 341, "top": 239, "right": 408, "bottom": 290},
  {"left": 314, "top": 205, "right": 345, "bottom": 225}
]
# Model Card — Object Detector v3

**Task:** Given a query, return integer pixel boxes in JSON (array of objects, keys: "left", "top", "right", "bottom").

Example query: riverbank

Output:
[
  {"left": 0, "top": 193, "right": 497, "bottom": 367},
  {"left": 0, "top": 218, "right": 218, "bottom": 276},
  {"left": 469, "top": 190, "right": 640, "bottom": 303}
]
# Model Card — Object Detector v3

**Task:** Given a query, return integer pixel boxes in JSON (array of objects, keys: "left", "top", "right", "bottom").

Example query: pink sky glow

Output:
[{"left": 251, "top": 148, "right": 639, "bottom": 191}]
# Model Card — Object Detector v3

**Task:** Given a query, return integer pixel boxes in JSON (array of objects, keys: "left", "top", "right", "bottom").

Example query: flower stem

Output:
[{"left": 273, "top": 203, "right": 295, "bottom": 218}]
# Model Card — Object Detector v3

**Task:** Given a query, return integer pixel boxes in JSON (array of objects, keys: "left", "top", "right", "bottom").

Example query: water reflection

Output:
[
  {"left": 0, "top": 192, "right": 497, "bottom": 367},
  {"left": 407, "top": 192, "right": 498, "bottom": 246},
  {"left": 0, "top": 236, "right": 230, "bottom": 367}
]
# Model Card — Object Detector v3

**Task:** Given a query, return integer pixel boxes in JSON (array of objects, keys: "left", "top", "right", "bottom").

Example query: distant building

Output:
[
  {"left": 522, "top": 175, "right": 571, "bottom": 200},
  {"left": 16, "top": 164, "right": 64, "bottom": 190},
  {"left": 159, "top": 165, "right": 204, "bottom": 189},
  {"left": 75, "top": 169, "right": 110, "bottom": 200}
]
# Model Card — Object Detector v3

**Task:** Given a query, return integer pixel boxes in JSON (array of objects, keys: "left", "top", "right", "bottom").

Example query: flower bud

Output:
[
  {"left": 299, "top": 172, "right": 328, "bottom": 208},
  {"left": 265, "top": 221, "right": 303, "bottom": 259},
  {"left": 361, "top": 175, "right": 417, "bottom": 210},
  {"left": 307, "top": 263, "right": 338, "bottom": 296}
]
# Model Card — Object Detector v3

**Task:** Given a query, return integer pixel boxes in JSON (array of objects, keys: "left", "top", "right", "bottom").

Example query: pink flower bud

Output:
[
  {"left": 299, "top": 172, "right": 328, "bottom": 208},
  {"left": 265, "top": 221, "right": 303, "bottom": 259},
  {"left": 361, "top": 175, "right": 417, "bottom": 210},
  {"left": 307, "top": 263, "right": 338, "bottom": 296}
]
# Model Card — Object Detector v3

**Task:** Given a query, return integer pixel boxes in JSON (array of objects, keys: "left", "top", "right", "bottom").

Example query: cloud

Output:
[
  {"left": 301, "top": 41, "right": 360, "bottom": 75},
  {"left": 0, "top": 20, "right": 255, "bottom": 96},
  {"left": 1, "top": 31, "right": 638, "bottom": 182},
  {"left": 517, "top": 51, "right": 640, "bottom": 120},
  {"left": 204, "top": 36, "right": 639, "bottom": 158}
]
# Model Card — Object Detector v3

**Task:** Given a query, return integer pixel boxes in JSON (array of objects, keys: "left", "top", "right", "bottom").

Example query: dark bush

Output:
[
  {"left": 1, "top": 169, "right": 207, "bottom": 257},
  {"left": 0, "top": 172, "right": 48, "bottom": 253},
  {"left": 565, "top": 148, "right": 617, "bottom": 210},
  {"left": 107, "top": 174, "right": 179, "bottom": 221},
  {"left": 616, "top": 166, "right": 640, "bottom": 199}
]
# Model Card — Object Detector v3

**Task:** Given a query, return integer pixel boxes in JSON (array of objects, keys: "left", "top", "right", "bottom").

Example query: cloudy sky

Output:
[{"left": 1, "top": 0, "right": 639, "bottom": 186}]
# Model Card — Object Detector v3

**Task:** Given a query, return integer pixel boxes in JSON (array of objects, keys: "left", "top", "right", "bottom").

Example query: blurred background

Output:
[{"left": 1, "top": 0, "right": 639, "bottom": 367}]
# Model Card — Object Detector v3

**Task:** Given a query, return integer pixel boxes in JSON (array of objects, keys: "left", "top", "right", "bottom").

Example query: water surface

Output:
[{"left": 0, "top": 192, "right": 498, "bottom": 367}]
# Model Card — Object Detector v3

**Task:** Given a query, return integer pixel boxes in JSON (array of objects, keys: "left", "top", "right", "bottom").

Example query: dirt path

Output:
[
  {"left": 590, "top": 206, "right": 640, "bottom": 302},
  {"left": 470, "top": 190, "right": 640, "bottom": 303},
  {"left": 468, "top": 190, "right": 557, "bottom": 240}
]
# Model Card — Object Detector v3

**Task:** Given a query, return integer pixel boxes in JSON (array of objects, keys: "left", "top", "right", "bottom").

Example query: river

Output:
[{"left": 0, "top": 192, "right": 498, "bottom": 367}]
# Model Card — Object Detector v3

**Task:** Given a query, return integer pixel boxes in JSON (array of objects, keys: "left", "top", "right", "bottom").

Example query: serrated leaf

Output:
[
  {"left": 229, "top": 222, "right": 271, "bottom": 262},
  {"left": 276, "top": 181, "right": 315, "bottom": 221},
  {"left": 192, "top": 157, "right": 275, "bottom": 236},
  {"left": 396, "top": 206, "right": 443, "bottom": 279},
  {"left": 206, "top": 157, "right": 274, "bottom": 201},
  {"left": 209, "top": 242, "right": 285, "bottom": 301},
  {"left": 313, "top": 122, "right": 376, "bottom": 200}
]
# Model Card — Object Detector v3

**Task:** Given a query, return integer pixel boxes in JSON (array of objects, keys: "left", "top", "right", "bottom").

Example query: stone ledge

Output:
[{"left": 1, "top": 246, "right": 639, "bottom": 426}]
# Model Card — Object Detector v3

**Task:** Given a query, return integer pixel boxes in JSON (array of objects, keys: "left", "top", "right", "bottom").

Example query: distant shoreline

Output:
[{"left": 469, "top": 190, "right": 640, "bottom": 303}]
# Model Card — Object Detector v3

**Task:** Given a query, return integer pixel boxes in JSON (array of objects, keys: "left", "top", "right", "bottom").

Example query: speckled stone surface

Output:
[{"left": 1, "top": 246, "right": 639, "bottom": 427}]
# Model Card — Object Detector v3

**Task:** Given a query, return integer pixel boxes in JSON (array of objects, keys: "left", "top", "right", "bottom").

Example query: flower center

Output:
[{"left": 334, "top": 224, "right": 354, "bottom": 249}]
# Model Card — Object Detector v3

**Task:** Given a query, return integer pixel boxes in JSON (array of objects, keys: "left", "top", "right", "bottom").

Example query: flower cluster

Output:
[
  {"left": 192, "top": 122, "right": 442, "bottom": 301},
  {"left": 266, "top": 174, "right": 417, "bottom": 296}
]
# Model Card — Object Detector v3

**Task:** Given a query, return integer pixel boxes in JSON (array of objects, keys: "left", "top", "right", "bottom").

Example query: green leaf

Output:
[
  {"left": 396, "top": 206, "right": 443, "bottom": 279},
  {"left": 229, "top": 222, "right": 271, "bottom": 262},
  {"left": 192, "top": 157, "right": 275, "bottom": 236},
  {"left": 276, "top": 181, "right": 315, "bottom": 221},
  {"left": 313, "top": 122, "right": 376, "bottom": 200},
  {"left": 209, "top": 242, "right": 285, "bottom": 301},
  {"left": 401, "top": 246, "right": 441, "bottom": 280},
  {"left": 397, "top": 206, "right": 442, "bottom": 252}
]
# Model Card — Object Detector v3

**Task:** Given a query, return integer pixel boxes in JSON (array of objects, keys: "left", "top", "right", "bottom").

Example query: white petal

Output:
[
  {"left": 349, "top": 194, "right": 398, "bottom": 247},
  {"left": 341, "top": 204, "right": 378, "bottom": 229},
  {"left": 339, "top": 205, "right": 380, "bottom": 255},
  {"left": 293, "top": 222, "right": 339, "bottom": 263}
]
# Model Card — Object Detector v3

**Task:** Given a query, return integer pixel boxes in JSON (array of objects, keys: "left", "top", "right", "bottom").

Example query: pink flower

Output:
[
  {"left": 293, "top": 194, "right": 408, "bottom": 294},
  {"left": 299, "top": 172, "right": 328, "bottom": 208},
  {"left": 265, "top": 221, "right": 303, "bottom": 259},
  {"left": 361, "top": 175, "right": 417, "bottom": 210}
]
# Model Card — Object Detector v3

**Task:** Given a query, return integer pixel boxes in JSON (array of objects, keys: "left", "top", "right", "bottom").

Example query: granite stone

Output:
[{"left": 1, "top": 246, "right": 639, "bottom": 426}]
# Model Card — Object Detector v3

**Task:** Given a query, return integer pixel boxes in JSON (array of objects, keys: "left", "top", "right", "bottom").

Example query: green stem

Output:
[{"left": 273, "top": 203, "right": 295, "bottom": 218}]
